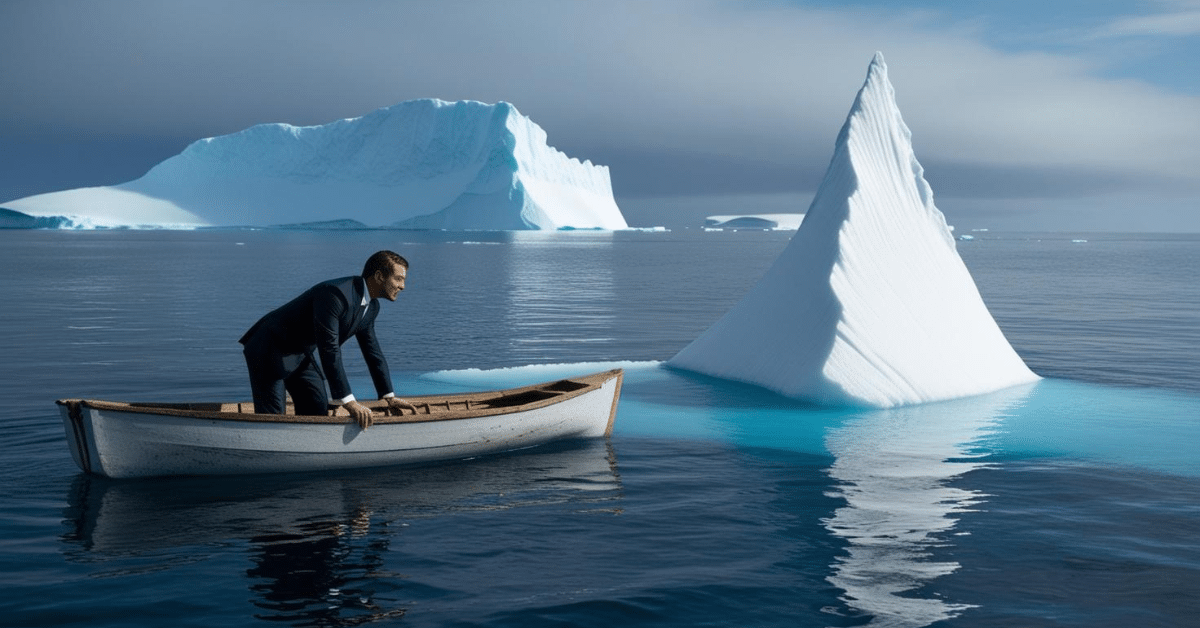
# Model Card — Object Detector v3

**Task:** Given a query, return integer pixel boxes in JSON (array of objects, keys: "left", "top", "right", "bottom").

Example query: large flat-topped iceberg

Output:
[
  {"left": 669, "top": 53, "right": 1039, "bottom": 408},
  {"left": 2, "top": 100, "right": 628, "bottom": 230}
]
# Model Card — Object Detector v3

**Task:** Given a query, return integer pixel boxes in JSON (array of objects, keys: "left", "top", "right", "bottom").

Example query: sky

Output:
[{"left": 1, "top": 0, "right": 1198, "bottom": 231}]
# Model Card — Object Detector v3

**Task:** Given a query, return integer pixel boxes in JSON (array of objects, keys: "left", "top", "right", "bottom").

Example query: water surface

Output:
[{"left": 2, "top": 228, "right": 1198, "bottom": 627}]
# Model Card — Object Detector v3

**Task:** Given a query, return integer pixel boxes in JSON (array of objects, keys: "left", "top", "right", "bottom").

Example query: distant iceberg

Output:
[
  {"left": 1, "top": 100, "right": 629, "bottom": 231},
  {"left": 704, "top": 214, "right": 805, "bottom": 230},
  {"left": 669, "top": 52, "right": 1039, "bottom": 408}
]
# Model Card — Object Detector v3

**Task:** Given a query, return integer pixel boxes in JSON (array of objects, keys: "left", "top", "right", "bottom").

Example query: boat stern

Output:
[{"left": 57, "top": 400, "right": 97, "bottom": 475}]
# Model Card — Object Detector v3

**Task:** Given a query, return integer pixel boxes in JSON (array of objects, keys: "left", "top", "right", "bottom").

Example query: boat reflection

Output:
[
  {"left": 246, "top": 507, "right": 403, "bottom": 625},
  {"left": 821, "top": 384, "right": 1035, "bottom": 627},
  {"left": 62, "top": 439, "right": 621, "bottom": 626}
]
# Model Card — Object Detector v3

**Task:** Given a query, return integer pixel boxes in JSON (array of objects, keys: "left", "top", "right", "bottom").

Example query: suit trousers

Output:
[{"left": 243, "top": 348, "right": 330, "bottom": 416}]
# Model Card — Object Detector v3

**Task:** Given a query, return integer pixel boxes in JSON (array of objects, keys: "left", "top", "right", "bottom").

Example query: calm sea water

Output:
[{"left": 1, "top": 228, "right": 1198, "bottom": 627}]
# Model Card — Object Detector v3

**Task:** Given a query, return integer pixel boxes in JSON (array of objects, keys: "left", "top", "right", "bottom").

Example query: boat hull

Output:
[{"left": 59, "top": 370, "right": 622, "bottom": 479}]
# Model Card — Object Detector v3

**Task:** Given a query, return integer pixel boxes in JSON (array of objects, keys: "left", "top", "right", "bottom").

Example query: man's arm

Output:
[
  {"left": 354, "top": 308, "right": 417, "bottom": 424},
  {"left": 356, "top": 307, "right": 393, "bottom": 399}
]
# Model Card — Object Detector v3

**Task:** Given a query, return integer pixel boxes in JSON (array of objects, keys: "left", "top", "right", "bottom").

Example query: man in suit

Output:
[{"left": 240, "top": 250, "right": 416, "bottom": 428}]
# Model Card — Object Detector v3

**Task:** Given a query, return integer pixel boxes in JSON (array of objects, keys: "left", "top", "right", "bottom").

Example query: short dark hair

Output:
[{"left": 362, "top": 250, "right": 408, "bottom": 278}]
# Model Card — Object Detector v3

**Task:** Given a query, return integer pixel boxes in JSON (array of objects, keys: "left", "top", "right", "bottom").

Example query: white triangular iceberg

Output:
[
  {"left": 3, "top": 99, "right": 628, "bottom": 230},
  {"left": 669, "top": 52, "right": 1039, "bottom": 408}
]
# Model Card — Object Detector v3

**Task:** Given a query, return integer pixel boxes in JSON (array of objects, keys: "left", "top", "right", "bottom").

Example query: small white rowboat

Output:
[{"left": 58, "top": 369, "right": 623, "bottom": 479}]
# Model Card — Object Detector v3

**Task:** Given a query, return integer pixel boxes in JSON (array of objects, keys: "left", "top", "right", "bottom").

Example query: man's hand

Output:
[
  {"left": 385, "top": 397, "right": 418, "bottom": 416},
  {"left": 346, "top": 400, "right": 374, "bottom": 430}
]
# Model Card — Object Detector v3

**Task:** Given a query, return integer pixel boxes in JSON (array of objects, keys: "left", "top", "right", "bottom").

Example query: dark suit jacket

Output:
[{"left": 240, "top": 275, "right": 393, "bottom": 400}]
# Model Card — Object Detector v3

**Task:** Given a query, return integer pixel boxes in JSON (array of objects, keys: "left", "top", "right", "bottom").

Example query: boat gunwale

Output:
[{"left": 56, "top": 369, "right": 623, "bottom": 427}]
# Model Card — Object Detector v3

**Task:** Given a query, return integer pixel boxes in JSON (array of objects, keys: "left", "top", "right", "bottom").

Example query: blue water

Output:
[{"left": 2, "top": 228, "right": 1198, "bottom": 627}]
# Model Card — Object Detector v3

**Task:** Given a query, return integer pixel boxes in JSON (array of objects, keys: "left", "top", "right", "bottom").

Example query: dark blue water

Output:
[{"left": 2, "top": 228, "right": 1198, "bottom": 627}]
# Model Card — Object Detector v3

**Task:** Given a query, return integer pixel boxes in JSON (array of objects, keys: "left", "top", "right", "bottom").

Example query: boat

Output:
[{"left": 57, "top": 369, "right": 623, "bottom": 479}]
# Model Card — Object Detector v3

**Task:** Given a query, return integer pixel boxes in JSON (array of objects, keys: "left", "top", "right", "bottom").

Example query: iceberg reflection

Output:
[{"left": 822, "top": 384, "right": 1035, "bottom": 627}]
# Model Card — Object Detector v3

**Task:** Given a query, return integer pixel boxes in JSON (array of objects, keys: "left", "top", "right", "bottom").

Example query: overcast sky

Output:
[{"left": 2, "top": 0, "right": 1198, "bottom": 230}]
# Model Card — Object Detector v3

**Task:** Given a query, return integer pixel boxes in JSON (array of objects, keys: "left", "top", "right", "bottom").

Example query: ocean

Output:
[{"left": 1, "top": 228, "right": 1197, "bottom": 627}]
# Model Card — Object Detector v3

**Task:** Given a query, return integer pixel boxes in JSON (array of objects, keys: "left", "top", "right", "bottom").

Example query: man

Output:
[{"left": 240, "top": 250, "right": 416, "bottom": 429}]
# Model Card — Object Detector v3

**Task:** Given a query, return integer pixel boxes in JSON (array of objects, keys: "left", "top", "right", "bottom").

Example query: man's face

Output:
[{"left": 376, "top": 264, "right": 407, "bottom": 301}]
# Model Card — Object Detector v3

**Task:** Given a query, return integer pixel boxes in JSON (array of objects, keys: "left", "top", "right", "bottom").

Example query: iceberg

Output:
[
  {"left": 1, "top": 100, "right": 628, "bottom": 231},
  {"left": 669, "top": 52, "right": 1039, "bottom": 408},
  {"left": 704, "top": 214, "right": 805, "bottom": 230}
]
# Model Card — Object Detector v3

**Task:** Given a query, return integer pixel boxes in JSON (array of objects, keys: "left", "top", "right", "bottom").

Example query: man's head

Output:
[{"left": 363, "top": 250, "right": 408, "bottom": 301}]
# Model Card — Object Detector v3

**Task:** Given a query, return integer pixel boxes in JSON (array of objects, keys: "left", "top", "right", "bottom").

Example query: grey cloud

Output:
[{"left": 2, "top": 0, "right": 1199, "bottom": 227}]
